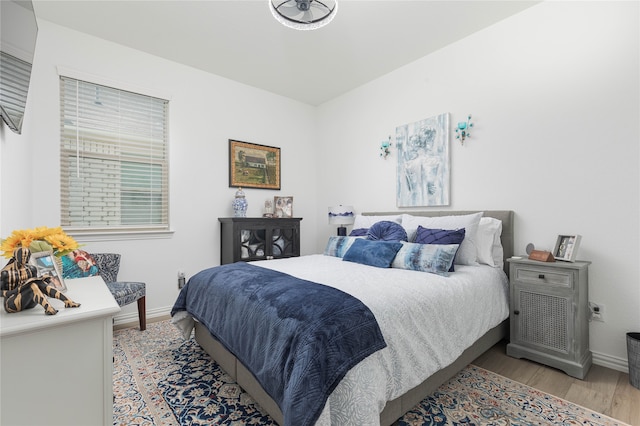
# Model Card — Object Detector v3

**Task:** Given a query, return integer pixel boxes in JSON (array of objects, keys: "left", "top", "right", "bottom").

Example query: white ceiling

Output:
[{"left": 32, "top": 0, "right": 538, "bottom": 106}]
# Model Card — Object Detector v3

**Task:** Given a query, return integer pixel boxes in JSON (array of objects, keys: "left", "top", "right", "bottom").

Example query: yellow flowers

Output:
[{"left": 1, "top": 226, "right": 79, "bottom": 259}]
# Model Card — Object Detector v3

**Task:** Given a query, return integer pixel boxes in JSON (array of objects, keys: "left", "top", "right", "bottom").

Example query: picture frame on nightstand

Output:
[
  {"left": 553, "top": 234, "right": 581, "bottom": 262},
  {"left": 30, "top": 250, "right": 67, "bottom": 291}
]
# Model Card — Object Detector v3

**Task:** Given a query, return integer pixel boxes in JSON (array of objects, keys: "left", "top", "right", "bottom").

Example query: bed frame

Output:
[{"left": 194, "top": 210, "right": 514, "bottom": 425}]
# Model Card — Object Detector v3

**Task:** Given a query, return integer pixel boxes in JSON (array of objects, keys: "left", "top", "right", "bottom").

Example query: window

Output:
[
  {"left": 0, "top": 51, "right": 32, "bottom": 133},
  {"left": 60, "top": 76, "right": 169, "bottom": 232}
]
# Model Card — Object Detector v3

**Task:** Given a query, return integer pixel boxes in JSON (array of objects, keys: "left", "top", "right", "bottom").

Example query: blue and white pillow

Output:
[
  {"left": 414, "top": 226, "right": 465, "bottom": 272},
  {"left": 391, "top": 242, "right": 459, "bottom": 276},
  {"left": 415, "top": 226, "right": 465, "bottom": 245},
  {"left": 324, "top": 236, "right": 360, "bottom": 258}
]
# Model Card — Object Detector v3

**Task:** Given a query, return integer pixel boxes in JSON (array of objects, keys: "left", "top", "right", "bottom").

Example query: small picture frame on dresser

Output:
[
  {"left": 274, "top": 196, "right": 293, "bottom": 218},
  {"left": 553, "top": 234, "right": 581, "bottom": 262},
  {"left": 30, "top": 250, "right": 67, "bottom": 292}
]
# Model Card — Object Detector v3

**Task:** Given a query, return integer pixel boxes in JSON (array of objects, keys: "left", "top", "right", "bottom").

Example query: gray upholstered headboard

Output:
[{"left": 363, "top": 210, "right": 514, "bottom": 276}]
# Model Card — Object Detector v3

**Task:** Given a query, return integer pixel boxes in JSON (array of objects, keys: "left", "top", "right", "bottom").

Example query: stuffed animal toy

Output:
[{"left": 1, "top": 247, "right": 80, "bottom": 315}]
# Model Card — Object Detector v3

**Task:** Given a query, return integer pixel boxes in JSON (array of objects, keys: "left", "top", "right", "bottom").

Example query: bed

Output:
[{"left": 172, "top": 210, "right": 514, "bottom": 426}]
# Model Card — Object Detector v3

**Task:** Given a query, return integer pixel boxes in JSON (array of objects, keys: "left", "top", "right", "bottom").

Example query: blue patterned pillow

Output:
[
  {"left": 367, "top": 221, "right": 408, "bottom": 242},
  {"left": 349, "top": 228, "right": 368, "bottom": 237},
  {"left": 414, "top": 227, "right": 465, "bottom": 272},
  {"left": 391, "top": 242, "right": 459, "bottom": 276},
  {"left": 415, "top": 226, "right": 465, "bottom": 245},
  {"left": 324, "top": 236, "right": 360, "bottom": 258},
  {"left": 343, "top": 239, "right": 403, "bottom": 268}
]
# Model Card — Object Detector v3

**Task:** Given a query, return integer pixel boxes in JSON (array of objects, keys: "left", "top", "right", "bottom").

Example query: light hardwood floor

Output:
[{"left": 473, "top": 340, "right": 640, "bottom": 425}]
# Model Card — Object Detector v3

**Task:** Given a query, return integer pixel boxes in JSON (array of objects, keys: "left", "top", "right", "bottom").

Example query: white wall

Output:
[
  {"left": 1, "top": 1, "right": 637, "bottom": 371},
  {"left": 315, "top": 1, "right": 639, "bottom": 371},
  {"left": 0, "top": 20, "right": 320, "bottom": 324}
]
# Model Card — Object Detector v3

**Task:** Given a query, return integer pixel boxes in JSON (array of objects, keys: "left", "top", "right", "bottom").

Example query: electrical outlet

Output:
[
  {"left": 588, "top": 302, "right": 605, "bottom": 322},
  {"left": 178, "top": 270, "right": 186, "bottom": 289}
]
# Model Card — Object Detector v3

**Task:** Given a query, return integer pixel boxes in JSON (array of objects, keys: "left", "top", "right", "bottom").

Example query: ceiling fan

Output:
[{"left": 269, "top": 0, "right": 338, "bottom": 30}]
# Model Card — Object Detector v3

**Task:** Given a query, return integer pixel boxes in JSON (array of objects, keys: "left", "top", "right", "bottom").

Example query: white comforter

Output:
[{"left": 253, "top": 254, "right": 510, "bottom": 426}]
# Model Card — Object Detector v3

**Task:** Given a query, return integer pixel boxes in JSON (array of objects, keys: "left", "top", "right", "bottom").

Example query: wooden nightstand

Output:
[
  {"left": 219, "top": 217, "right": 302, "bottom": 264},
  {"left": 506, "top": 257, "right": 592, "bottom": 379}
]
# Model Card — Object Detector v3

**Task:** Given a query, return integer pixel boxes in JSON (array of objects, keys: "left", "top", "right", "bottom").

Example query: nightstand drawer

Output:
[{"left": 513, "top": 266, "right": 574, "bottom": 288}]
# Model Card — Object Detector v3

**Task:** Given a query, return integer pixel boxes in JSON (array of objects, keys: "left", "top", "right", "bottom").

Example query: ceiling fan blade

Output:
[
  {"left": 277, "top": 1, "right": 305, "bottom": 20},
  {"left": 306, "top": 2, "right": 332, "bottom": 23}
]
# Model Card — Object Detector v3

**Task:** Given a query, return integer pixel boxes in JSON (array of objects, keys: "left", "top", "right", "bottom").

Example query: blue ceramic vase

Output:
[{"left": 232, "top": 187, "right": 248, "bottom": 217}]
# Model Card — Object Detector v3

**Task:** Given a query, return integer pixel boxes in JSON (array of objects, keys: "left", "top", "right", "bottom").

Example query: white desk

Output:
[{"left": 1, "top": 276, "right": 120, "bottom": 426}]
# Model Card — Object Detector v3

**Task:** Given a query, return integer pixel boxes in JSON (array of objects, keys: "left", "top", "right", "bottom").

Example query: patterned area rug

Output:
[{"left": 113, "top": 320, "right": 628, "bottom": 426}]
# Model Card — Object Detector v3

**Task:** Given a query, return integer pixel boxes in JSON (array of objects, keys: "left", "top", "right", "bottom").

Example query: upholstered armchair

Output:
[{"left": 91, "top": 253, "right": 146, "bottom": 330}]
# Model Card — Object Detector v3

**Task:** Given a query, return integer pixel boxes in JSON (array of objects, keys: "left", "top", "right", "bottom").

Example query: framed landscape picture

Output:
[
  {"left": 30, "top": 250, "right": 67, "bottom": 292},
  {"left": 229, "top": 139, "right": 281, "bottom": 190}
]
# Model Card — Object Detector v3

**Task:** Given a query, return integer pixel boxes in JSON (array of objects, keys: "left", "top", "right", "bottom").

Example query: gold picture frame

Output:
[
  {"left": 229, "top": 139, "right": 281, "bottom": 190},
  {"left": 30, "top": 250, "right": 67, "bottom": 292}
]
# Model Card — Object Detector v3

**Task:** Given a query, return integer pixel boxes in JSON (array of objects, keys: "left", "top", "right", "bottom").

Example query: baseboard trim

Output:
[
  {"left": 592, "top": 350, "right": 629, "bottom": 374},
  {"left": 113, "top": 305, "right": 172, "bottom": 328}
]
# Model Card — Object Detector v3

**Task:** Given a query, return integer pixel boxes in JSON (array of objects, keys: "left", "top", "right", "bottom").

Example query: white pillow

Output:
[
  {"left": 476, "top": 217, "right": 504, "bottom": 269},
  {"left": 352, "top": 214, "right": 402, "bottom": 230},
  {"left": 401, "top": 212, "right": 483, "bottom": 265}
]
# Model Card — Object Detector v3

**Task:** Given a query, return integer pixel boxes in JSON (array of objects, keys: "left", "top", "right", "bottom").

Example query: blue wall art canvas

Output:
[{"left": 396, "top": 113, "right": 450, "bottom": 207}]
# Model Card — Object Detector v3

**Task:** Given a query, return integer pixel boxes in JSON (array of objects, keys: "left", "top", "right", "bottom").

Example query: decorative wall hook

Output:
[
  {"left": 380, "top": 136, "right": 393, "bottom": 159},
  {"left": 455, "top": 115, "right": 473, "bottom": 145}
]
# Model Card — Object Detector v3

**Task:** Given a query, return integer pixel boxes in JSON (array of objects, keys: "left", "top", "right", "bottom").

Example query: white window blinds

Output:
[
  {"left": 0, "top": 51, "right": 32, "bottom": 133},
  {"left": 60, "top": 76, "right": 169, "bottom": 231}
]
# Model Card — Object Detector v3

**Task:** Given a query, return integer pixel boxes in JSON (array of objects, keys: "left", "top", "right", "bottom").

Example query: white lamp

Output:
[{"left": 328, "top": 205, "right": 354, "bottom": 236}]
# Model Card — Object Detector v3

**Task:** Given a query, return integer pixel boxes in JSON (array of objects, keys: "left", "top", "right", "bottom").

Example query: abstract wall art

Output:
[{"left": 396, "top": 113, "right": 450, "bottom": 207}]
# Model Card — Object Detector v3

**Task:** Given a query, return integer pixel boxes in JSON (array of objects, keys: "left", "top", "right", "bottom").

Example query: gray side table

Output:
[{"left": 506, "top": 257, "right": 592, "bottom": 379}]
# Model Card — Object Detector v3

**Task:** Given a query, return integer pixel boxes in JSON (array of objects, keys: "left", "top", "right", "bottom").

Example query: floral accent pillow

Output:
[{"left": 62, "top": 249, "right": 99, "bottom": 279}]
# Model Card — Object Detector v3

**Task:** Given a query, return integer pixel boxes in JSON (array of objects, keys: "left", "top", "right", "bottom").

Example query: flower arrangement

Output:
[{"left": 1, "top": 226, "right": 79, "bottom": 259}]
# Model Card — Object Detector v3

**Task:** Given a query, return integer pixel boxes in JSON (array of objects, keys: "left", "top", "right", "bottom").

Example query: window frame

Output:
[{"left": 58, "top": 68, "right": 171, "bottom": 237}]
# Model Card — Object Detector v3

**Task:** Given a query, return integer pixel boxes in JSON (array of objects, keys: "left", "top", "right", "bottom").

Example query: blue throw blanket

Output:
[{"left": 171, "top": 262, "right": 386, "bottom": 426}]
